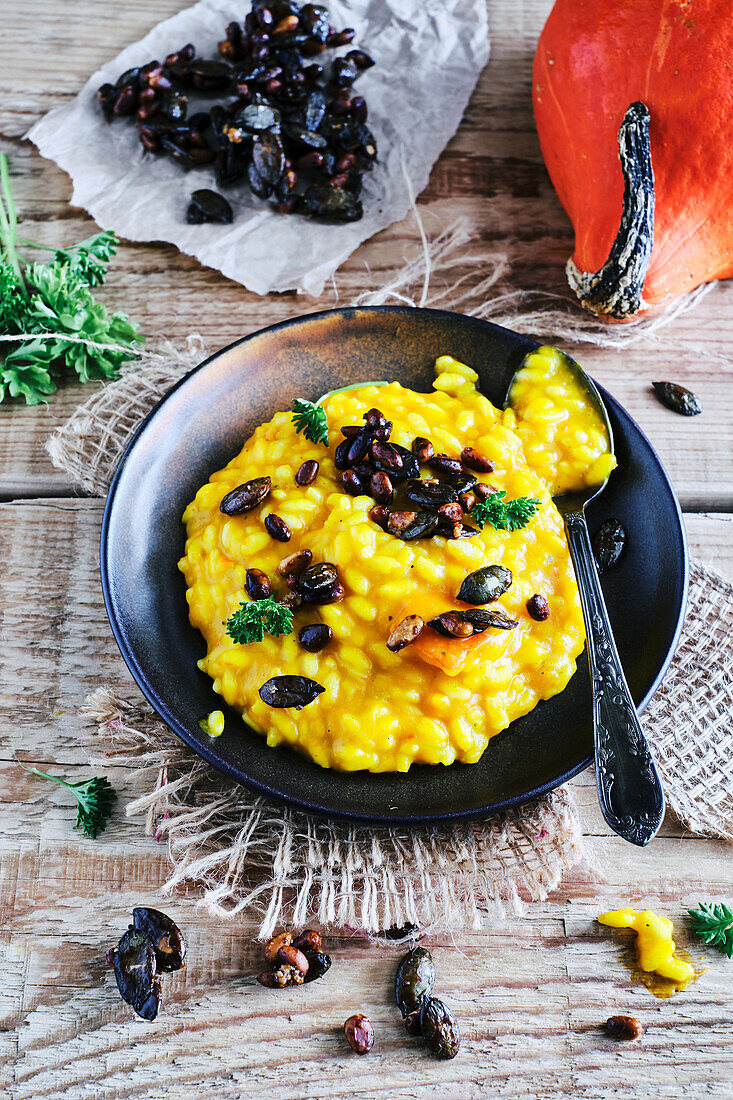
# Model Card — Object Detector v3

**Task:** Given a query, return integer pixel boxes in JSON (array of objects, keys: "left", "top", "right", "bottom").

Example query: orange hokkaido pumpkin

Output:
[{"left": 533, "top": 0, "right": 733, "bottom": 320}]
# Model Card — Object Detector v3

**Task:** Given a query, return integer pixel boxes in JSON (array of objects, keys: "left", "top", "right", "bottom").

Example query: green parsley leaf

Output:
[
  {"left": 0, "top": 153, "right": 143, "bottom": 405},
  {"left": 17, "top": 759, "right": 116, "bottom": 838},
  {"left": 226, "top": 598, "right": 294, "bottom": 645},
  {"left": 470, "top": 490, "right": 541, "bottom": 532},
  {"left": 292, "top": 398, "right": 329, "bottom": 445},
  {"left": 688, "top": 902, "right": 733, "bottom": 959}
]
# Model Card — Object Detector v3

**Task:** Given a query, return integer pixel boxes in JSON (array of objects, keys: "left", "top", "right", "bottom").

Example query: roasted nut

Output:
[
  {"left": 370, "top": 441, "right": 404, "bottom": 473},
  {"left": 386, "top": 614, "right": 425, "bottom": 652},
  {"left": 370, "top": 471, "right": 394, "bottom": 503},
  {"left": 257, "top": 969, "right": 280, "bottom": 988},
  {"left": 298, "top": 623, "right": 333, "bottom": 652},
  {"left": 344, "top": 1013, "right": 374, "bottom": 1054},
  {"left": 341, "top": 468, "right": 366, "bottom": 496},
  {"left": 295, "top": 459, "right": 319, "bottom": 486},
  {"left": 273, "top": 963, "right": 305, "bottom": 987},
  {"left": 473, "top": 483, "right": 496, "bottom": 501},
  {"left": 297, "top": 562, "right": 344, "bottom": 604},
  {"left": 245, "top": 567, "right": 272, "bottom": 600},
  {"left": 411, "top": 436, "right": 435, "bottom": 463},
  {"left": 526, "top": 593, "right": 550, "bottom": 621},
  {"left": 277, "top": 549, "right": 313, "bottom": 578},
  {"left": 461, "top": 446, "right": 495, "bottom": 472},
  {"left": 458, "top": 490, "right": 476, "bottom": 512},
  {"left": 364, "top": 407, "right": 388, "bottom": 429},
  {"left": 264, "top": 513, "right": 291, "bottom": 542},
  {"left": 220, "top": 476, "right": 272, "bottom": 515},
  {"left": 334, "top": 438, "right": 353, "bottom": 469},
  {"left": 277, "top": 944, "right": 310, "bottom": 974},
  {"left": 387, "top": 510, "right": 418, "bottom": 535},
  {"left": 369, "top": 505, "right": 391, "bottom": 531},
  {"left": 606, "top": 1015, "right": 644, "bottom": 1041},
  {"left": 264, "top": 931, "right": 293, "bottom": 962},
  {"left": 293, "top": 929, "right": 322, "bottom": 952},
  {"left": 281, "top": 591, "right": 303, "bottom": 611},
  {"left": 437, "top": 502, "right": 463, "bottom": 523}
]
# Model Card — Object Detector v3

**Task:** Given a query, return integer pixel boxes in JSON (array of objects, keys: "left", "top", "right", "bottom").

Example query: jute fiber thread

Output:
[{"left": 48, "top": 232, "right": 732, "bottom": 935}]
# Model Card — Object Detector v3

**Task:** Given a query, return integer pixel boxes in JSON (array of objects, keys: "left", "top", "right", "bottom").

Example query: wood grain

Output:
[{"left": 1, "top": 0, "right": 732, "bottom": 1097}]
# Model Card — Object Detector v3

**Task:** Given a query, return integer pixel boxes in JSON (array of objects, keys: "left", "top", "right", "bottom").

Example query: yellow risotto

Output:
[
  {"left": 179, "top": 349, "right": 607, "bottom": 773},
  {"left": 508, "top": 345, "right": 617, "bottom": 494}
]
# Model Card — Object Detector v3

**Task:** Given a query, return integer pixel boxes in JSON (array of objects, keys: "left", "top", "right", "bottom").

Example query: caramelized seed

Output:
[
  {"left": 428, "top": 453, "right": 462, "bottom": 475},
  {"left": 386, "top": 614, "right": 425, "bottom": 652},
  {"left": 652, "top": 381, "right": 702, "bottom": 416},
  {"left": 340, "top": 424, "right": 360, "bottom": 437},
  {"left": 295, "top": 459, "right": 319, "bottom": 486},
  {"left": 461, "top": 447, "right": 494, "bottom": 472},
  {"left": 281, "top": 591, "right": 303, "bottom": 611},
  {"left": 437, "top": 502, "right": 463, "bottom": 522},
  {"left": 264, "top": 514, "right": 291, "bottom": 542},
  {"left": 411, "top": 436, "right": 434, "bottom": 463},
  {"left": 245, "top": 567, "right": 272, "bottom": 600},
  {"left": 277, "top": 549, "right": 312, "bottom": 577},
  {"left": 387, "top": 510, "right": 417, "bottom": 535},
  {"left": 293, "top": 929, "right": 322, "bottom": 952},
  {"left": 298, "top": 623, "right": 333, "bottom": 652},
  {"left": 220, "top": 477, "right": 271, "bottom": 515},
  {"left": 264, "top": 931, "right": 293, "bottom": 962},
  {"left": 473, "top": 483, "right": 497, "bottom": 501},
  {"left": 370, "top": 441, "right": 403, "bottom": 472},
  {"left": 334, "top": 438, "right": 352, "bottom": 469},
  {"left": 369, "top": 505, "right": 391, "bottom": 531},
  {"left": 344, "top": 1013, "right": 374, "bottom": 1055},
  {"left": 526, "top": 594, "right": 550, "bottom": 621},
  {"left": 458, "top": 490, "right": 476, "bottom": 512},
  {"left": 341, "top": 468, "right": 366, "bottom": 496},
  {"left": 606, "top": 1015, "right": 644, "bottom": 1041},
  {"left": 257, "top": 969, "right": 279, "bottom": 988},
  {"left": 370, "top": 471, "right": 394, "bottom": 503},
  {"left": 430, "top": 612, "right": 474, "bottom": 638},
  {"left": 277, "top": 944, "right": 310, "bottom": 974}
]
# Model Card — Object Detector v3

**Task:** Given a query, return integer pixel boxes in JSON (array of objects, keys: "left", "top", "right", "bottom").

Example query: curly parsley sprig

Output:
[
  {"left": 291, "top": 398, "right": 329, "bottom": 445},
  {"left": 0, "top": 153, "right": 143, "bottom": 404},
  {"left": 688, "top": 902, "right": 733, "bottom": 959},
  {"left": 16, "top": 757, "right": 116, "bottom": 839},
  {"left": 470, "top": 490, "right": 540, "bottom": 532},
  {"left": 226, "top": 597, "right": 294, "bottom": 645}
]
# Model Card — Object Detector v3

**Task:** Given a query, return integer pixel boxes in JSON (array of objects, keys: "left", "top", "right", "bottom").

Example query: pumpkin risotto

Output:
[{"left": 179, "top": 348, "right": 608, "bottom": 772}]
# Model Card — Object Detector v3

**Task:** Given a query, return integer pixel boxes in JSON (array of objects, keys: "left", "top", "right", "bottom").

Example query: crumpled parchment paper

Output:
[{"left": 27, "top": 0, "right": 489, "bottom": 296}]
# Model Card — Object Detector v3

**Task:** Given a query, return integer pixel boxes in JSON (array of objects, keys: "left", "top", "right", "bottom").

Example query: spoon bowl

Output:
[{"left": 506, "top": 347, "right": 665, "bottom": 847}]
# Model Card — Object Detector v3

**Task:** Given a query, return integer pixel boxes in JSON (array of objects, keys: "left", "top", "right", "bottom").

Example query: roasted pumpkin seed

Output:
[
  {"left": 258, "top": 676, "right": 325, "bottom": 709},
  {"left": 395, "top": 946, "right": 435, "bottom": 1017},
  {"left": 652, "top": 381, "right": 702, "bottom": 416},
  {"left": 457, "top": 564, "right": 513, "bottom": 604},
  {"left": 420, "top": 997, "right": 460, "bottom": 1059},
  {"left": 592, "top": 518, "right": 626, "bottom": 574}
]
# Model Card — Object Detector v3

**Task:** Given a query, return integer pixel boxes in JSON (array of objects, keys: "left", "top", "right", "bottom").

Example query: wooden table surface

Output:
[{"left": 2, "top": 2, "right": 732, "bottom": 1097}]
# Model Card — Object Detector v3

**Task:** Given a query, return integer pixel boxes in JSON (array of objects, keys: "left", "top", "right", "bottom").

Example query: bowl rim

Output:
[{"left": 100, "top": 305, "right": 689, "bottom": 823}]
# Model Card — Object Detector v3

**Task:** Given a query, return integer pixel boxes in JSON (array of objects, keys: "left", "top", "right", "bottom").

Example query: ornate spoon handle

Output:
[{"left": 564, "top": 511, "right": 665, "bottom": 846}]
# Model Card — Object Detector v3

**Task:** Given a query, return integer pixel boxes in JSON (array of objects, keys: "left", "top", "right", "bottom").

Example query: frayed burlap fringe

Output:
[
  {"left": 83, "top": 687, "right": 583, "bottom": 938},
  {"left": 644, "top": 561, "right": 733, "bottom": 841}
]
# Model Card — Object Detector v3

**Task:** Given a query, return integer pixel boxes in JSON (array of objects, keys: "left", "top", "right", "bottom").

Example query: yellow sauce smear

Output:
[
  {"left": 509, "top": 346, "right": 617, "bottom": 495},
  {"left": 180, "top": 354, "right": 592, "bottom": 773},
  {"left": 598, "top": 907, "right": 699, "bottom": 996}
]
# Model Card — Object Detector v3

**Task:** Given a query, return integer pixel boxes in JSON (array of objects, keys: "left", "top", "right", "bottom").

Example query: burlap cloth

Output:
[{"left": 45, "top": 240, "right": 733, "bottom": 935}]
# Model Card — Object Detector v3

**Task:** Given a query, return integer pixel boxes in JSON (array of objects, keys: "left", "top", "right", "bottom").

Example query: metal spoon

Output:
[{"left": 506, "top": 351, "right": 665, "bottom": 846}]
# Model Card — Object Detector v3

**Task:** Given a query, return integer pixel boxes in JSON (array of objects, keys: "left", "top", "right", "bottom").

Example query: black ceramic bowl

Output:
[{"left": 101, "top": 307, "right": 687, "bottom": 823}]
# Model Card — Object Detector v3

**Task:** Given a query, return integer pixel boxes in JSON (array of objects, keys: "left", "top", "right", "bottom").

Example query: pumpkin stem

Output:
[{"left": 567, "top": 101, "right": 655, "bottom": 320}]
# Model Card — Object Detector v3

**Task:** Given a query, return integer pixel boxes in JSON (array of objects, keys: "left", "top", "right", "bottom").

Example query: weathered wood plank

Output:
[{"left": 0, "top": 1, "right": 731, "bottom": 503}]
